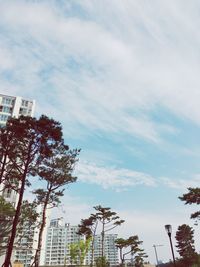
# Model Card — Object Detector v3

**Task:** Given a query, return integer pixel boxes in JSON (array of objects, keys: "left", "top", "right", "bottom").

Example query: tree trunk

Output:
[
  {"left": 91, "top": 238, "right": 95, "bottom": 267},
  {"left": 2, "top": 163, "right": 28, "bottom": 267},
  {"left": 31, "top": 192, "right": 50, "bottom": 267},
  {"left": 120, "top": 249, "right": 123, "bottom": 265},
  {"left": 0, "top": 149, "right": 8, "bottom": 185},
  {"left": 0, "top": 131, "right": 14, "bottom": 185},
  {"left": 91, "top": 222, "right": 97, "bottom": 267},
  {"left": 101, "top": 219, "right": 105, "bottom": 267}
]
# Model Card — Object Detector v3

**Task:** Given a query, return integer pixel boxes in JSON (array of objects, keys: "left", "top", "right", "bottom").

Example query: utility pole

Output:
[{"left": 153, "top": 244, "right": 163, "bottom": 266}]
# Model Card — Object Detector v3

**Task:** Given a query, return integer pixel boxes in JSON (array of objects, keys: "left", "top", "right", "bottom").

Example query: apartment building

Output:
[
  {"left": 44, "top": 218, "right": 119, "bottom": 266},
  {"left": 14, "top": 224, "right": 37, "bottom": 267},
  {"left": 13, "top": 206, "right": 50, "bottom": 267},
  {"left": 0, "top": 94, "right": 35, "bottom": 267},
  {"left": 0, "top": 94, "right": 35, "bottom": 207},
  {"left": 0, "top": 94, "right": 35, "bottom": 127},
  {"left": 91, "top": 234, "right": 119, "bottom": 266},
  {"left": 45, "top": 218, "right": 85, "bottom": 266}
]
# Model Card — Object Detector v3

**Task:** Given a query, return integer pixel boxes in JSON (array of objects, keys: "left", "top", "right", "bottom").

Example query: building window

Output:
[
  {"left": 4, "top": 188, "right": 12, "bottom": 198},
  {"left": 1, "top": 106, "right": 12, "bottom": 114},
  {"left": 2, "top": 97, "right": 13, "bottom": 105},
  {"left": 21, "top": 100, "right": 29, "bottom": 107},
  {"left": 0, "top": 114, "right": 9, "bottom": 121}
]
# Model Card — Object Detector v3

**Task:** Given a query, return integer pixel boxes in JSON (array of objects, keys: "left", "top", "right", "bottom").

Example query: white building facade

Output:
[
  {"left": 45, "top": 218, "right": 85, "bottom": 266},
  {"left": 0, "top": 94, "right": 35, "bottom": 127},
  {"left": 14, "top": 206, "right": 50, "bottom": 267},
  {"left": 44, "top": 218, "right": 119, "bottom": 266},
  {"left": 0, "top": 94, "right": 35, "bottom": 207},
  {"left": 0, "top": 94, "right": 35, "bottom": 266},
  {"left": 92, "top": 234, "right": 119, "bottom": 266}
]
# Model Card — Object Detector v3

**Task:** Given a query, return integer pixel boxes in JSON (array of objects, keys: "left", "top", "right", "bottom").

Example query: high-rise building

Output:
[
  {"left": 0, "top": 93, "right": 35, "bottom": 206},
  {"left": 44, "top": 218, "right": 119, "bottom": 266},
  {"left": 0, "top": 94, "right": 35, "bottom": 127},
  {"left": 14, "top": 206, "right": 50, "bottom": 267},
  {"left": 45, "top": 218, "right": 85, "bottom": 266},
  {"left": 14, "top": 224, "right": 37, "bottom": 267},
  {"left": 92, "top": 234, "right": 119, "bottom": 266},
  {"left": 0, "top": 93, "right": 35, "bottom": 266},
  {"left": 45, "top": 218, "right": 67, "bottom": 266}
]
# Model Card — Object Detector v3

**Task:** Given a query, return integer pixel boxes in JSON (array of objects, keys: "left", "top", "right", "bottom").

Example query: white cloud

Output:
[
  {"left": 76, "top": 160, "right": 157, "bottom": 190},
  {"left": 0, "top": 46, "right": 14, "bottom": 71},
  {"left": 1, "top": 0, "right": 199, "bottom": 143},
  {"left": 76, "top": 160, "right": 200, "bottom": 192},
  {"left": 53, "top": 194, "right": 92, "bottom": 225},
  {"left": 162, "top": 174, "right": 200, "bottom": 190},
  {"left": 2, "top": 3, "right": 200, "bottom": 264}
]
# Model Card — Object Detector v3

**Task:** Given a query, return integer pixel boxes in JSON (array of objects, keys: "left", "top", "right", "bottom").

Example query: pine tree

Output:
[
  {"left": 1, "top": 115, "right": 64, "bottom": 267},
  {"left": 175, "top": 224, "right": 197, "bottom": 267},
  {"left": 93, "top": 205, "right": 124, "bottom": 260},
  {"left": 31, "top": 144, "right": 80, "bottom": 267},
  {"left": 115, "top": 235, "right": 147, "bottom": 265}
]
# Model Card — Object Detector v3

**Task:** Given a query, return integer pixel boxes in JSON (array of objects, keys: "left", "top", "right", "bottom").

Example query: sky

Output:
[{"left": 1, "top": 0, "right": 200, "bottom": 264}]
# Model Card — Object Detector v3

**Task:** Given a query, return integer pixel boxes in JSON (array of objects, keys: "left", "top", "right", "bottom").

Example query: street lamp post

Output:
[{"left": 165, "top": 224, "right": 176, "bottom": 267}]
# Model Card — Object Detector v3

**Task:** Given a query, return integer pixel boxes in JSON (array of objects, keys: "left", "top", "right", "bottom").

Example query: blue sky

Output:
[{"left": 1, "top": 0, "right": 200, "bottom": 263}]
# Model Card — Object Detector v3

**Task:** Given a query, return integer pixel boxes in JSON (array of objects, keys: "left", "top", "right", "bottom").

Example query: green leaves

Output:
[
  {"left": 69, "top": 239, "right": 92, "bottom": 265},
  {"left": 95, "top": 256, "right": 109, "bottom": 267},
  {"left": 0, "top": 196, "right": 15, "bottom": 255}
]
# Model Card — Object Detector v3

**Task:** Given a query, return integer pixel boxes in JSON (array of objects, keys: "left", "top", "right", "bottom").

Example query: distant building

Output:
[
  {"left": 14, "top": 206, "right": 50, "bottom": 267},
  {"left": 44, "top": 218, "right": 119, "bottom": 266},
  {"left": 92, "top": 234, "right": 119, "bottom": 266},
  {"left": 14, "top": 224, "right": 37, "bottom": 267},
  {"left": 45, "top": 218, "right": 85, "bottom": 266}
]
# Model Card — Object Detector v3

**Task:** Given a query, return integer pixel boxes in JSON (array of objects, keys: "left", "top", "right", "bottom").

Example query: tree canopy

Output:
[
  {"left": 179, "top": 187, "right": 200, "bottom": 222},
  {"left": 175, "top": 224, "right": 197, "bottom": 267},
  {"left": 115, "top": 235, "right": 147, "bottom": 265}
]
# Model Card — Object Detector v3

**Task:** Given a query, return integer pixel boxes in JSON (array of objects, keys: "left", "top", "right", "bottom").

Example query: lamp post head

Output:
[{"left": 165, "top": 224, "right": 172, "bottom": 237}]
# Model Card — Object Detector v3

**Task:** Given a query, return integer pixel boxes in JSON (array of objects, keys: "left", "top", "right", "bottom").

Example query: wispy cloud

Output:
[
  {"left": 76, "top": 160, "right": 200, "bottom": 191},
  {"left": 76, "top": 160, "right": 157, "bottom": 190},
  {"left": 2, "top": 2, "right": 200, "bottom": 263},
  {"left": 162, "top": 174, "right": 200, "bottom": 190},
  {"left": 1, "top": 1, "right": 200, "bottom": 143}
]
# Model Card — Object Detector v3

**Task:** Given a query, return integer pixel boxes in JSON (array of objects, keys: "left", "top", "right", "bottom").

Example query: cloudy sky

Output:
[{"left": 1, "top": 0, "right": 200, "bottom": 263}]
